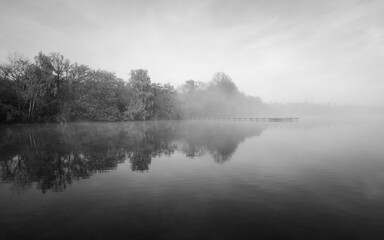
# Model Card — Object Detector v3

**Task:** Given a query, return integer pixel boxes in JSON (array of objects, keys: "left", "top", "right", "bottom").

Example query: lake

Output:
[{"left": 1, "top": 119, "right": 384, "bottom": 239}]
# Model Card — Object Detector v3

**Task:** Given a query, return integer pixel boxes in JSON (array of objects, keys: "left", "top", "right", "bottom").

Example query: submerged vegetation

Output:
[{"left": 0, "top": 52, "right": 264, "bottom": 123}]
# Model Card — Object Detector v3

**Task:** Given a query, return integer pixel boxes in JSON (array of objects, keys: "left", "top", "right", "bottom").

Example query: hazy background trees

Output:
[{"left": 177, "top": 72, "right": 265, "bottom": 118}]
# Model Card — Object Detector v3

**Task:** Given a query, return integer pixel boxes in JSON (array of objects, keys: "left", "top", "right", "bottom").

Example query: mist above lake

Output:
[{"left": 1, "top": 119, "right": 384, "bottom": 239}]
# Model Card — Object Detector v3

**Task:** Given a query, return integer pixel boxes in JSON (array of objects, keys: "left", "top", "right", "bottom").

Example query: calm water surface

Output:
[{"left": 1, "top": 119, "right": 384, "bottom": 239}]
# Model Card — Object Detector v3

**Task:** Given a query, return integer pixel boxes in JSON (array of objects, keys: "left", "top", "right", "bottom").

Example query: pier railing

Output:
[{"left": 188, "top": 117, "right": 299, "bottom": 122}]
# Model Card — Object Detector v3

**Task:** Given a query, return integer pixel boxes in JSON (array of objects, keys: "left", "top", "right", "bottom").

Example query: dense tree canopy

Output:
[{"left": 0, "top": 52, "right": 264, "bottom": 123}]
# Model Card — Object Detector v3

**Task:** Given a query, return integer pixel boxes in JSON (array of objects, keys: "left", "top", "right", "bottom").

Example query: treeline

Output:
[
  {"left": 0, "top": 52, "right": 180, "bottom": 122},
  {"left": 0, "top": 52, "right": 264, "bottom": 123}
]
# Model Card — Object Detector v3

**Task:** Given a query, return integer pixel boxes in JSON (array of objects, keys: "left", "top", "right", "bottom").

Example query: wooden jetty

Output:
[{"left": 189, "top": 117, "right": 299, "bottom": 122}]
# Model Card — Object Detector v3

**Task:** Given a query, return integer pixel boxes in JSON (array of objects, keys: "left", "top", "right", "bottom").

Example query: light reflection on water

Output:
[{"left": 0, "top": 120, "right": 383, "bottom": 239}]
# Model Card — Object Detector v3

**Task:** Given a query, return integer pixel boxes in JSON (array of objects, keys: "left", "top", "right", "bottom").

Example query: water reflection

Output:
[
  {"left": 0, "top": 121, "right": 266, "bottom": 193},
  {"left": 180, "top": 121, "right": 264, "bottom": 163}
]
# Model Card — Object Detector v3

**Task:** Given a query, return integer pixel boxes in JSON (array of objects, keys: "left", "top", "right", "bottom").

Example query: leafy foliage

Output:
[
  {"left": 0, "top": 53, "right": 184, "bottom": 123},
  {"left": 0, "top": 52, "right": 264, "bottom": 123}
]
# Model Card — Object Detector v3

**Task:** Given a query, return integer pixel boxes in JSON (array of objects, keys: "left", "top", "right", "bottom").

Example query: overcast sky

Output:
[{"left": 1, "top": 0, "right": 384, "bottom": 105}]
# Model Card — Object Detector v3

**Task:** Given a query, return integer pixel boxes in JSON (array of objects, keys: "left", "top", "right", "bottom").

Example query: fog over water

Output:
[{"left": 1, "top": 120, "right": 384, "bottom": 239}]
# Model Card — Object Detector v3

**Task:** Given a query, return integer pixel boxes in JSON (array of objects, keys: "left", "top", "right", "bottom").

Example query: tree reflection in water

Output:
[
  {"left": 0, "top": 121, "right": 265, "bottom": 193},
  {"left": 180, "top": 121, "right": 265, "bottom": 164}
]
